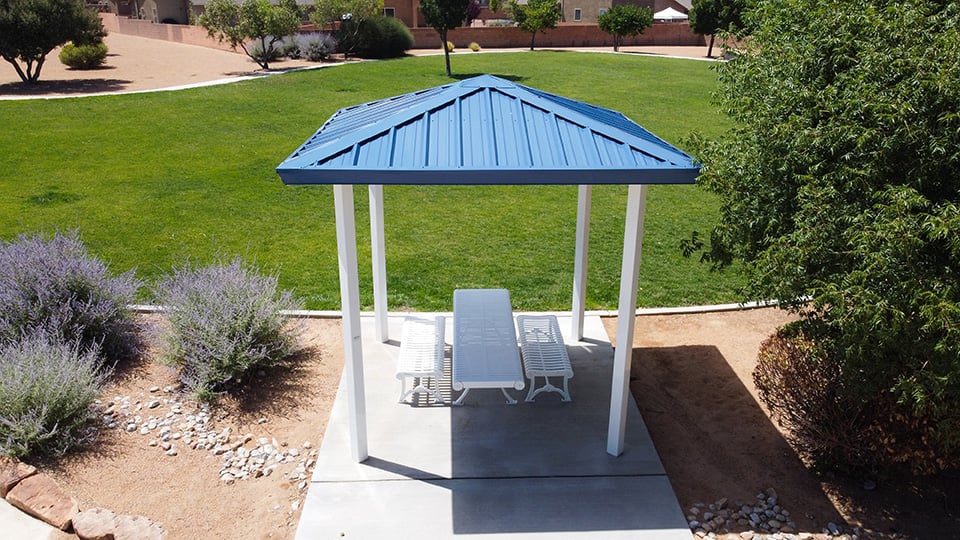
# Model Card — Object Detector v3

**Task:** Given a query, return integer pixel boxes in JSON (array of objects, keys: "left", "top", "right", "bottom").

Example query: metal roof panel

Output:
[{"left": 277, "top": 75, "right": 699, "bottom": 185}]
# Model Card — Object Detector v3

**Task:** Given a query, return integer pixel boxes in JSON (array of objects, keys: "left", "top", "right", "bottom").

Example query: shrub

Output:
[
  {"left": 469, "top": 41, "right": 481, "bottom": 51},
  {"left": 303, "top": 34, "right": 336, "bottom": 62},
  {"left": 445, "top": 40, "right": 455, "bottom": 52},
  {"left": 282, "top": 38, "right": 303, "bottom": 59},
  {"left": 154, "top": 257, "right": 302, "bottom": 402},
  {"left": 0, "top": 335, "right": 108, "bottom": 459},
  {"left": 0, "top": 231, "right": 141, "bottom": 365},
  {"left": 284, "top": 32, "right": 336, "bottom": 61},
  {"left": 754, "top": 321, "right": 958, "bottom": 475},
  {"left": 754, "top": 323, "right": 878, "bottom": 473},
  {"left": 58, "top": 41, "right": 108, "bottom": 70},
  {"left": 339, "top": 15, "right": 413, "bottom": 59}
]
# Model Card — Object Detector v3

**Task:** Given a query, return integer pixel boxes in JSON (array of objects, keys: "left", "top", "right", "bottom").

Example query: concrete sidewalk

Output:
[{"left": 296, "top": 314, "right": 692, "bottom": 539}]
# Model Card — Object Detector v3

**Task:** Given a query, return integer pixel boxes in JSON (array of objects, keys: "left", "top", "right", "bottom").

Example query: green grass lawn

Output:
[{"left": 0, "top": 51, "right": 745, "bottom": 311}]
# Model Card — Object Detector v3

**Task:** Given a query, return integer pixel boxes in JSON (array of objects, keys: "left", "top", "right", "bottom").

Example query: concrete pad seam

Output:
[{"left": 310, "top": 472, "right": 673, "bottom": 484}]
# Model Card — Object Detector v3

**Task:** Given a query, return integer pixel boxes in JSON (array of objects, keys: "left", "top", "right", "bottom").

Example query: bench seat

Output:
[
  {"left": 516, "top": 314, "right": 573, "bottom": 402},
  {"left": 396, "top": 315, "right": 445, "bottom": 404}
]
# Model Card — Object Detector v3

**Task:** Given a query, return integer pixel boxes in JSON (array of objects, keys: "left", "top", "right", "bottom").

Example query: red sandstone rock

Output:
[
  {"left": 0, "top": 456, "right": 37, "bottom": 497},
  {"left": 5, "top": 472, "right": 79, "bottom": 531},
  {"left": 113, "top": 513, "right": 167, "bottom": 540},
  {"left": 74, "top": 507, "right": 118, "bottom": 540}
]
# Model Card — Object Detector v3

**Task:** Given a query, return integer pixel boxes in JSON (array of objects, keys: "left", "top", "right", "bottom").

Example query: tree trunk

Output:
[
  {"left": 529, "top": 32, "right": 536, "bottom": 51},
  {"left": 441, "top": 30, "right": 451, "bottom": 77},
  {"left": 28, "top": 58, "right": 43, "bottom": 83},
  {"left": 613, "top": 35, "right": 620, "bottom": 52},
  {"left": 5, "top": 58, "right": 30, "bottom": 84},
  {"left": 707, "top": 34, "right": 715, "bottom": 58},
  {"left": 259, "top": 36, "right": 270, "bottom": 70}
]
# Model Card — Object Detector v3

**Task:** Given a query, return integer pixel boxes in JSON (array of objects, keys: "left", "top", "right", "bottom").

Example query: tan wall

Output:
[
  {"left": 562, "top": 0, "right": 610, "bottom": 24},
  {"left": 411, "top": 21, "right": 704, "bottom": 49},
  {"left": 100, "top": 13, "right": 239, "bottom": 52}
]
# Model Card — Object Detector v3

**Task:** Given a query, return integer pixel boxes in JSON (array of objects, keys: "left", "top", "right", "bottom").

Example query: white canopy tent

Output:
[
  {"left": 654, "top": 7, "right": 689, "bottom": 21},
  {"left": 276, "top": 75, "right": 700, "bottom": 462}
]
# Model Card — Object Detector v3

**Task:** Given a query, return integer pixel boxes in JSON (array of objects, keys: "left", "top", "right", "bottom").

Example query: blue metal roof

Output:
[{"left": 276, "top": 74, "right": 699, "bottom": 185}]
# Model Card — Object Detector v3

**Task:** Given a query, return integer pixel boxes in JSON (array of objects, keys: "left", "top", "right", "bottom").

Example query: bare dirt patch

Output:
[
  {"left": 604, "top": 309, "right": 960, "bottom": 539},
  {"left": 0, "top": 33, "right": 314, "bottom": 97},
  {"left": 37, "top": 316, "right": 344, "bottom": 540}
]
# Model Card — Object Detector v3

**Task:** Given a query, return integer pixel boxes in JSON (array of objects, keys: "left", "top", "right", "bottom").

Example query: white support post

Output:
[
  {"left": 571, "top": 185, "right": 592, "bottom": 341},
  {"left": 369, "top": 185, "right": 389, "bottom": 343},
  {"left": 607, "top": 184, "right": 648, "bottom": 457},
  {"left": 334, "top": 185, "right": 369, "bottom": 463}
]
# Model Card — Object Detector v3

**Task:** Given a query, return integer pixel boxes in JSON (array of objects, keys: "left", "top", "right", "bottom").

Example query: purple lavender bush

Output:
[
  {"left": 0, "top": 335, "right": 108, "bottom": 458},
  {"left": 154, "top": 257, "right": 302, "bottom": 401},
  {"left": 0, "top": 231, "right": 141, "bottom": 365}
]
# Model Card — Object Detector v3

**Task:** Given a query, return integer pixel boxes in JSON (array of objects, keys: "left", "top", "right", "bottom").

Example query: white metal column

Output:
[
  {"left": 369, "top": 185, "right": 389, "bottom": 343},
  {"left": 571, "top": 185, "right": 592, "bottom": 341},
  {"left": 334, "top": 185, "right": 368, "bottom": 462},
  {"left": 607, "top": 184, "right": 648, "bottom": 457}
]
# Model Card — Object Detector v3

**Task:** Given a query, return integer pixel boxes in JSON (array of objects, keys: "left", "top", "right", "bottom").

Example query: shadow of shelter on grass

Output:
[{"left": 630, "top": 344, "right": 846, "bottom": 535}]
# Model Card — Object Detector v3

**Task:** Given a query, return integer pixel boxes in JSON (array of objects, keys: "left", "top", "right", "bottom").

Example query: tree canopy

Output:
[
  {"left": 198, "top": 0, "right": 302, "bottom": 70},
  {"left": 597, "top": 4, "right": 653, "bottom": 52},
  {"left": 312, "top": 0, "right": 382, "bottom": 29},
  {"left": 691, "top": 0, "right": 960, "bottom": 473},
  {"left": 0, "top": 0, "right": 105, "bottom": 84},
  {"left": 688, "top": 0, "right": 750, "bottom": 57},
  {"left": 419, "top": 0, "right": 470, "bottom": 76},
  {"left": 508, "top": 0, "right": 560, "bottom": 50}
]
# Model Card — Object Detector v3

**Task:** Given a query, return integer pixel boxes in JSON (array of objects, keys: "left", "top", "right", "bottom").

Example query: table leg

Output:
[
  {"left": 500, "top": 388, "right": 518, "bottom": 405},
  {"left": 453, "top": 388, "right": 470, "bottom": 406}
]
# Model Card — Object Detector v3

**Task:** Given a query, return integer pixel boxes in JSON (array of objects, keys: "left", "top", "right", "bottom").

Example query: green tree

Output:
[
  {"left": 311, "top": 0, "right": 382, "bottom": 31},
  {"left": 508, "top": 0, "right": 560, "bottom": 50},
  {"left": 0, "top": 0, "right": 105, "bottom": 84},
  {"left": 419, "top": 0, "right": 469, "bottom": 76},
  {"left": 597, "top": 4, "right": 652, "bottom": 52},
  {"left": 315, "top": 0, "right": 385, "bottom": 57},
  {"left": 690, "top": 0, "right": 960, "bottom": 473},
  {"left": 688, "top": 0, "right": 749, "bottom": 57},
  {"left": 198, "top": 0, "right": 302, "bottom": 70}
]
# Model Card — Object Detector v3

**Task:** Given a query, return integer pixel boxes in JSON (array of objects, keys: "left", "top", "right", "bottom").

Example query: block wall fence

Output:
[{"left": 100, "top": 13, "right": 705, "bottom": 54}]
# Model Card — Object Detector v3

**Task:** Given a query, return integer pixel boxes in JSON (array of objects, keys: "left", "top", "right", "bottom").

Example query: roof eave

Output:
[{"left": 275, "top": 167, "right": 700, "bottom": 186}]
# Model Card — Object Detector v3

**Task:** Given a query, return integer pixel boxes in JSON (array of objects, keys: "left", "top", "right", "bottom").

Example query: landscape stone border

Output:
[{"left": 1, "top": 455, "right": 166, "bottom": 539}]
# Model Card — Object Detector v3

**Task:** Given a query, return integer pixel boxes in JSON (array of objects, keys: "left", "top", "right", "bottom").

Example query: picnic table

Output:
[{"left": 451, "top": 289, "right": 525, "bottom": 405}]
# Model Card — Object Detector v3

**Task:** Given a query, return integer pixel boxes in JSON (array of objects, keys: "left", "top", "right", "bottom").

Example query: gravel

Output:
[
  {"left": 686, "top": 488, "right": 909, "bottom": 540},
  {"left": 93, "top": 389, "right": 318, "bottom": 492}
]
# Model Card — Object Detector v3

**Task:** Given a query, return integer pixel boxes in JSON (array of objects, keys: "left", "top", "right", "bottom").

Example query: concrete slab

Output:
[
  {"left": 298, "top": 476, "right": 691, "bottom": 539},
  {"left": 0, "top": 498, "right": 65, "bottom": 540},
  {"left": 297, "top": 314, "right": 692, "bottom": 539}
]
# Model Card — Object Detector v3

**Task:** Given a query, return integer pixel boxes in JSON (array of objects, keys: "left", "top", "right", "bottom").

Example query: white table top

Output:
[{"left": 452, "top": 289, "right": 524, "bottom": 391}]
